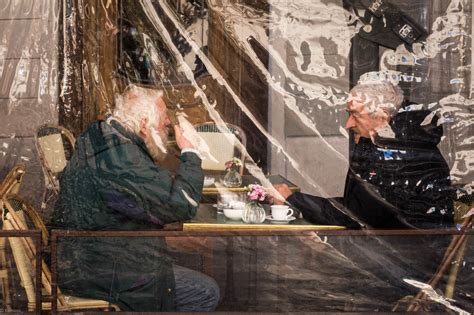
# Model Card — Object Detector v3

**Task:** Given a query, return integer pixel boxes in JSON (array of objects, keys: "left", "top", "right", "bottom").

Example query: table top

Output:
[
  {"left": 202, "top": 174, "right": 300, "bottom": 195},
  {"left": 183, "top": 203, "right": 346, "bottom": 231}
]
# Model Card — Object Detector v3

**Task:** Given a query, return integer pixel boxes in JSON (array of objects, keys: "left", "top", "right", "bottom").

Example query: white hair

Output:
[
  {"left": 350, "top": 82, "right": 404, "bottom": 117},
  {"left": 112, "top": 85, "right": 164, "bottom": 134}
]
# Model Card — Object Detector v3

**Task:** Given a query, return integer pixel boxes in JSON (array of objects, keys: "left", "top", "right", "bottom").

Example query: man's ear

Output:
[
  {"left": 139, "top": 118, "right": 149, "bottom": 137},
  {"left": 378, "top": 108, "right": 391, "bottom": 122}
]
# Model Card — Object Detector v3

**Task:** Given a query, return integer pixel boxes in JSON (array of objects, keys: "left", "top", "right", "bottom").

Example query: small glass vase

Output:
[
  {"left": 223, "top": 169, "right": 242, "bottom": 188},
  {"left": 242, "top": 201, "right": 266, "bottom": 224}
]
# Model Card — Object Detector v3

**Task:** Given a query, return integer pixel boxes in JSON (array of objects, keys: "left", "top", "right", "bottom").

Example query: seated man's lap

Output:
[{"left": 173, "top": 265, "right": 220, "bottom": 312}]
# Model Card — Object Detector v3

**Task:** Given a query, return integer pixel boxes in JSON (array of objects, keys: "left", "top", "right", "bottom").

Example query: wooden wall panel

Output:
[
  {"left": 59, "top": 0, "right": 119, "bottom": 135},
  {"left": 207, "top": 4, "right": 269, "bottom": 171}
]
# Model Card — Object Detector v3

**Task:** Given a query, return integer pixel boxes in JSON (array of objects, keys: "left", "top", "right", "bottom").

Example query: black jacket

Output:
[{"left": 287, "top": 109, "right": 454, "bottom": 229}]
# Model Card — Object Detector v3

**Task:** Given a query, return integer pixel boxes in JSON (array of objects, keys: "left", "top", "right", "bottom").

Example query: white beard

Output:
[
  {"left": 146, "top": 127, "right": 168, "bottom": 163},
  {"left": 150, "top": 127, "right": 168, "bottom": 154}
]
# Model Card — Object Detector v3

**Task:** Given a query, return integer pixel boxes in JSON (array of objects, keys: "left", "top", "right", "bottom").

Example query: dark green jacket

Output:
[{"left": 52, "top": 120, "right": 203, "bottom": 311}]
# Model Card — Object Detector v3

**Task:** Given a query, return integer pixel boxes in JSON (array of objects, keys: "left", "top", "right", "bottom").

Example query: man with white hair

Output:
[
  {"left": 270, "top": 81, "right": 460, "bottom": 308},
  {"left": 345, "top": 81, "right": 404, "bottom": 143},
  {"left": 52, "top": 85, "right": 219, "bottom": 311},
  {"left": 272, "top": 81, "right": 453, "bottom": 229}
]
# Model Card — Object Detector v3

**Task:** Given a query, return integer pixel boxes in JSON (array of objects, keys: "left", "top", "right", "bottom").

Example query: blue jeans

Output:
[{"left": 174, "top": 265, "right": 220, "bottom": 311}]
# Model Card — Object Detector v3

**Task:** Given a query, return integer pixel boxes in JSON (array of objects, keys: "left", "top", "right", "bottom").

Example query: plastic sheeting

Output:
[
  {"left": 111, "top": 0, "right": 473, "bottom": 214},
  {"left": 54, "top": 232, "right": 473, "bottom": 312},
  {"left": 0, "top": 0, "right": 473, "bottom": 313}
]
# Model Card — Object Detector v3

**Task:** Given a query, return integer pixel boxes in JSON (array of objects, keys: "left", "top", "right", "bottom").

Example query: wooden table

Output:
[
  {"left": 177, "top": 204, "right": 345, "bottom": 307},
  {"left": 183, "top": 203, "right": 346, "bottom": 231},
  {"left": 170, "top": 204, "right": 345, "bottom": 279}
]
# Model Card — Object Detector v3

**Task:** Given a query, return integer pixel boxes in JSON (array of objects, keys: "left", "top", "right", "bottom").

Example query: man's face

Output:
[
  {"left": 153, "top": 97, "right": 171, "bottom": 140},
  {"left": 143, "top": 96, "right": 172, "bottom": 162},
  {"left": 345, "top": 93, "right": 388, "bottom": 143}
]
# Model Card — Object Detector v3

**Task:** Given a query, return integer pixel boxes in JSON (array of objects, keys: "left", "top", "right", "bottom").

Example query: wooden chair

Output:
[
  {"left": 35, "top": 125, "right": 75, "bottom": 213},
  {"left": 406, "top": 199, "right": 473, "bottom": 312},
  {"left": 0, "top": 165, "right": 26, "bottom": 311},
  {"left": 194, "top": 122, "right": 247, "bottom": 174},
  {"left": 1, "top": 195, "right": 119, "bottom": 312},
  {"left": 0, "top": 165, "right": 26, "bottom": 198}
]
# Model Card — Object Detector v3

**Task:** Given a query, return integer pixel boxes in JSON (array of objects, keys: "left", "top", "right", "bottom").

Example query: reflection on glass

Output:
[{"left": 0, "top": 0, "right": 473, "bottom": 312}]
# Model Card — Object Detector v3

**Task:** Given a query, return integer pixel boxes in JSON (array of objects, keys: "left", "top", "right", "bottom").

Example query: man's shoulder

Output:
[
  {"left": 80, "top": 120, "right": 103, "bottom": 134},
  {"left": 76, "top": 120, "right": 107, "bottom": 143},
  {"left": 67, "top": 121, "right": 152, "bottom": 176},
  {"left": 80, "top": 120, "right": 121, "bottom": 138},
  {"left": 77, "top": 120, "right": 135, "bottom": 150}
]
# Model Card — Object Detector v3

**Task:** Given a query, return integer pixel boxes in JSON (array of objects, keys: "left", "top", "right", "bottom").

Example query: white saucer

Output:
[{"left": 266, "top": 215, "right": 296, "bottom": 224}]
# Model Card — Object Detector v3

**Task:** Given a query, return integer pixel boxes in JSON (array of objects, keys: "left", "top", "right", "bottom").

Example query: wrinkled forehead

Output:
[
  {"left": 349, "top": 90, "right": 377, "bottom": 102},
  {"left": 347, "top": 93, "right": 368, "bottom": 111},
  {"left": 348, "top": 91, "right": 384, "bottom": 111}
]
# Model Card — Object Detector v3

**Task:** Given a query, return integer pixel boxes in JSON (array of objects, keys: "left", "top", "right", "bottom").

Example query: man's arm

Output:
[
  {"left": 97, "top": 142, "right": 203, "bottom": 226},
  {"left": 164, "top": 150, "right": 204, "bottom": 221},
  {"left": 272, "top": 184, "right": 360, "bottom": 228},
  {"left": 288, "top": 192, "right": 361, "bottom": 228}
]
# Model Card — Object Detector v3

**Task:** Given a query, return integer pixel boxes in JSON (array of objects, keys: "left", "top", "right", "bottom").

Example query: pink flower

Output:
[{"left": 247, "top": 184, "right": 266, "bottom": 202}]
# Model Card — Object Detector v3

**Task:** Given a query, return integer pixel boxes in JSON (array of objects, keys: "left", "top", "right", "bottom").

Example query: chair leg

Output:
[
  {"left": 40, "top": 187, "right": 56, "bottom": 219},
  {"left": 40, "top": 173, "right": 54, "bottom": 217},
  {"left": 0, "top": 237, "right": 12, "bottom": 311},
  {"left": 407, "top": 217, "right": 472, "bottom": 312},
  {"left": 445, "top": 236, "right": 468, "bottom": 299}
]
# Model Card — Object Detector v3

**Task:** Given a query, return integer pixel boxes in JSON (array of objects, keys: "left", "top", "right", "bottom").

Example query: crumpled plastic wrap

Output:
[{"left": 0, "top": 0, "right": 472, "bottom": 312}]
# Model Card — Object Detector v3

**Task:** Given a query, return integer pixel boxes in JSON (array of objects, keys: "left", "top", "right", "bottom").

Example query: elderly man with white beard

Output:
[{"left": 52, "top": 85, "right": 219, "bottom": 312}]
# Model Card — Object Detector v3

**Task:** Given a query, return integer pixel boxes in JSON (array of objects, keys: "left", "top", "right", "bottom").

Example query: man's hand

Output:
[
  {"left": 174, "top": 124, "right": 196, "bottom": 150},
  {"left": 268, "top": 183, "right": 293, "bottom": 205}
]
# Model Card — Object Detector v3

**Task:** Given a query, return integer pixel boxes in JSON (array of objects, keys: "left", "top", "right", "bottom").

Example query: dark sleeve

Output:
[
  {"left": 156, "top": 151, "right": 204, "bottom": 223},
  {"left": 287, "top": 192, "right": 361, "bottom": 229},
  {"left": 97, "top": 146, "right": 204, "bottom": 225},
  {"left": 343, "top": 174, "right": 418, "bottom": 229}
]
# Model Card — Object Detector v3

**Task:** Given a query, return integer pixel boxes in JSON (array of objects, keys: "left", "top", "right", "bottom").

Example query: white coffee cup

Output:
[{"left": 271, "top": 205, "right": 294, "bottom": 220}]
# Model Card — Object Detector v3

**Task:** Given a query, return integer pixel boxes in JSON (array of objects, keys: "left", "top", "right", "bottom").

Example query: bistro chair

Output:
[
  {"left": 194, "top": 122, "right": 247, "bottom": 174},
  {"left": 35, "top": 125, "right": 75, "bottom": 212},
  {"left": 1, "top": 195, "right": 119, "bottom": 312},
  {"left": 0, "top": 165, "right": 26, "bottom": 198},
  {"left": 0, "top": 165, "right": 26, "bottom": 311},
  {"left": 406, "top": 198, "right": 473, "bottom": 312},
  {"left": 0, "top": 229, "right": 11, "bottom": 312}
]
